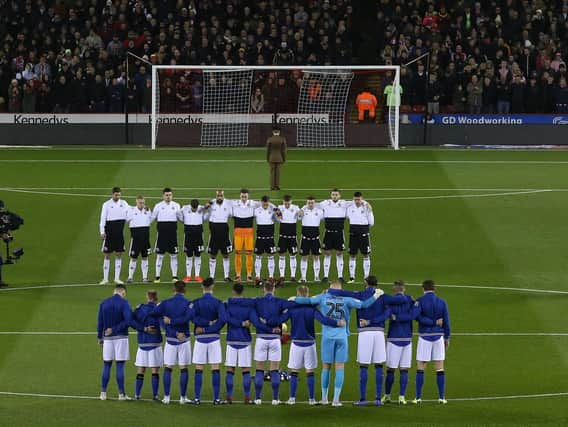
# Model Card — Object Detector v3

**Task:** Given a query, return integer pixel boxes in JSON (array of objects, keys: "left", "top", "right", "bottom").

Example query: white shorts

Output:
[
  {"left": 225, "top": 344, "right": 252, "bottom": 368},
  {"left": 254, "top": 338, "right": 282, "bottom": 362},
  {"left": 193, "top": 340, "right": 223, "bottom": 365},
  {"left": 135, "top": 346, "right": 164, "bottom": 368},
  {"left": 416, "top": 337, "right": 445, "bottom": 362},
  {"left": 103, "top": 337, "right": 129, "bottom": 361},
  {"left": 288, "top": 343, "right": 318, "bottom": 370},
  {"left": 356, "top": 330, "right": 386, "bottom": 365},
  {"left": 386, "top": 341, "right": 412, "bottom": 369},
  {"left": 164, "top": 341, "right": 192, "bottom": 366}
]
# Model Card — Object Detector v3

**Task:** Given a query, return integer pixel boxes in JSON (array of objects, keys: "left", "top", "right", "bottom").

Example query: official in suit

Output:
[{"left": 266, "top": 127, "right": 287, "bottom": 190}]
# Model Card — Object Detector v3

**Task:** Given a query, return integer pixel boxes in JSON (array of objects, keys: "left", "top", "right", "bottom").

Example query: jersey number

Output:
[{"left": 325, "top": 302, "right": 345, "bottom": 320}]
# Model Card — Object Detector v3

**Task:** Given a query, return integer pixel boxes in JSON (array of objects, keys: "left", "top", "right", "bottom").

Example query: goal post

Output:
[{"left": 150, "top": 65, "right": 400, "bottom": 150}]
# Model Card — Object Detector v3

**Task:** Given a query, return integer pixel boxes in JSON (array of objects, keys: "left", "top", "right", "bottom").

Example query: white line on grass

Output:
[
  {"left": 0, "top": 390, "right": 566, "bottom": 403},
  {"left": 4, "top": 187, "right": 568, "bottom": 191},
  {"left": 2, "top": 281, "right": 568, "bottom": 295},
  {"left": 3, "top": 159, "right": 568, "bottom": 164},
  {"left": 0, "top": 188, "right": 553, "bottom": 201}
]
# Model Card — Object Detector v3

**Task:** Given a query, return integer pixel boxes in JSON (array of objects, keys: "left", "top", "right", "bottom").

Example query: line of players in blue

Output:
[{"left": 97, "top": 276, "right": 450, "bottom": 406}]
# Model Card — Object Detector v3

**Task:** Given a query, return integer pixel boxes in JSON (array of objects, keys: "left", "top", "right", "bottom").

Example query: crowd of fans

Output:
[{"left": 0, "top": 0, "right": 567, "bottom": 115}]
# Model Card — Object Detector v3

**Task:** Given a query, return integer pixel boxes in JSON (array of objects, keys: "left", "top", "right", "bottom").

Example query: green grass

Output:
[{"left": 1, "top": 147, "right": 568, "bottom": 426}]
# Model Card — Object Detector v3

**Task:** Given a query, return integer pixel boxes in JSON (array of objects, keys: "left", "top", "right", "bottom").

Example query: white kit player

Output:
[
  {"left": 152, "top": 187, "right": 181, "bottom": 283},
  {"left": 99, "top": 187, "right": 130, "bottom": 285},
  {"left": 276, "top": 195, "right": 300, "bottom": 281},
  {"left": 126, "top": 196, "right": 153, "bottom": 283},
  {"left": 177, "top": 199, "right": 207, "bottom": 283},
  {"left": 346, "top": 191, "right": 374, "bottom": 283},
  {"left": 318, "top": 189, "right": 349, "bottom": 283},
  {"left": 253, "top": 195, "right": 279, "bottom": 283},
  {"left": 298, "top": 196, "right": 324, "bottom": 283},
  {"left": 204, "top": 190, "right": 233, "bottom": 281}
]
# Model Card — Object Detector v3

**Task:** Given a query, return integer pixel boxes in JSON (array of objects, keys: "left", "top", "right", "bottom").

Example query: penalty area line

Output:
[{"left": 0, "top": 390, "right": 567, "bottom": 403}]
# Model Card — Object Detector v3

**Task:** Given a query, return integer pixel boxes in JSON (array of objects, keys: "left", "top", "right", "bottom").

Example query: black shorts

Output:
[
  {"left": 255, "top": 236, "right": 277, "bottom": 255},
  {"left": 155, "top": 222, "right": 178, "bottom": 254},
  {"left": 322, "top": 229, "right": 346, "bottom": 251},
  {"left": 102, "top": 220, "right": 125, "bottom": 253},
  {"left": 184, "top": 225, "right": 204, "bottom": 257},
  {"left": 349, "top": 231, "right": 371, "bottom": 255},
  {"left": 208, "top": 222, "right": 232, "bottom": 255},
  {"left": 129, "top": 227, "right": 151, "bottom": 258},
  {"left": 300, "top": 236, "right": 321, "bottom": 256},
  {"left": 278, "top": 236, "right": 298, "bottom": 254}
]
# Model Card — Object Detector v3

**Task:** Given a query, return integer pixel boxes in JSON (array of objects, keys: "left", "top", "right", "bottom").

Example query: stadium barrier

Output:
[{"left": 0, "top": 113, "right": 566, "bottom": 147}]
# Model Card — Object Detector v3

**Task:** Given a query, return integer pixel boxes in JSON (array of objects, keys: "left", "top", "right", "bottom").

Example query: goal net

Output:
[{"left": 151, "top": 66, "right": 400, "bottom": 149}]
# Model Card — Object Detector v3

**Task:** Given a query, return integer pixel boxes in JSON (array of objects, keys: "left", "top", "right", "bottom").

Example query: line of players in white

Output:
[{"left": 99, "top": 187, "right": 375, "bottom": 286}]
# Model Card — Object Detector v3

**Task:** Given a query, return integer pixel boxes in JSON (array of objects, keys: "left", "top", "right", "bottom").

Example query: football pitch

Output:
[{"left": 1, "top": 147, "right": 568, "bottom": 426}]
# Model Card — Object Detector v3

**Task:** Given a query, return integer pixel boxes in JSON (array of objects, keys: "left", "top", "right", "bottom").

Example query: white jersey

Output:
[
  {"left": 231, "top": 199, "right": 260, "bottom": 219},
  {"left": 254, "top": 206, "right": 278, "bottom": 225},
  {"left": 177, "top": 205, "right": 206, "bottom": 225},
  {"left": 207, "top": 200, "right": 232, "bottom": 224},
  {"left": 277, "top": 204, "right": 300, "bottom": 224},
  {"left": 346, "top": 204, "right": 374, "bottom": 226},
  {"left": 317, "top": 199, "right": 350, "bottom": 218},
  {"left": 151, "top": 201, "right": 181, "bottom": 222},
  {"left": 99, "top": 198, "right": 130, "bottom": 234},
  {"left": 300, "top": 206, "right": 324, "bottom": 227},
  {"left": 126, "top": 206, "right": 153, "bottom": 228}
]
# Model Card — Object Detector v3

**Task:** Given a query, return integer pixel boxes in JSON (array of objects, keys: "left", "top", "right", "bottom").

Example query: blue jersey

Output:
[
  {"left": 386, "top": 294, "right": 422, "bottom": 347},
  {"left": 130, "top": 301, "right": 163, "bottom": 350},
  {"left": 97, "top": 294, "right": 132, "bottom": 341},
  {"left": 415, "top": 291, "right": 451, "bottom": 342},
  {"left": 224, "top": 298, "right": 254, "bottom": 349},
  {"left": 187, "top": 293, "right": 226, "bottom": 343},
  {"left": 250, "top": 294, "right": 291, "bottom": 340},
  {"left": 148, "top": 293, "right": 191, "bottom": 346},
  {"left": 295, "top": 292, "right": 376, "bottom": 339},
  {"left": 288, "top": 304, "right": 340, "bottom": 347}
]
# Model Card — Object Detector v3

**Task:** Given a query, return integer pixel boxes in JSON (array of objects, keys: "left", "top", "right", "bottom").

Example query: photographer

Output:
[{"left": 0, "top": 200, "right": 24, "bottom": 288}]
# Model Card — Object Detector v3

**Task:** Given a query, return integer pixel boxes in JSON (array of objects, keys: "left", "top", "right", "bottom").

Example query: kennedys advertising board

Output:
[
  {"left": 0, "top": 113, "right": 330, "bottom": 125},
  {"left": 402, "top": 114, "right": 568, "bottom": 125}
]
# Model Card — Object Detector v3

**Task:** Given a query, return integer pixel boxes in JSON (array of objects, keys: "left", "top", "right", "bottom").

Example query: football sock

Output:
[
  {"left": 436, "top": 370, "right": 446, "bottom": 399},
  {"left": 186, "top": 256, "right": 192, "bottom": 277},
  {"left": 300, "top": 258, "right": 308, "bottom": 280},
  {"left": 116, "top": 361, "right": 125, "bottom": 394},
  {"left": 255, "top": 256, "right": 262, "bottom": 277},
  {"left": 321, "top": 367, "right": 330, "bottom": 401},
  {"left": 245, "top": 252, "right": 253, "bottom": 277},
  {"left": 222, "top": 257, "right": 230, "bottom": 278},
  {"left": 363, "top": 256, "right": 371, "bottom": 278},
  {"left": 290, "top": 256, "right": 297, "bottom": 277},
  {"left": 242, "top": 371, "right": 251, "bottom": 398},
  {"left": 313, "top": 257, "right": 321, "bottom": 279},
  {"left": 270, "top": 370, "right": 280, "bottom": 401},
  {"left": 333, "top": 368, "right": 345, "bottom": 402},
  {"left": 194, "top": 256, "right": 201, "bottom": 277},
  {"left": 151, "top": 373, "right": 159, "bottom": 397},
  {"left": 235, "top": 251, "right": 242, "bottom": 277},
  {"left": 307, "top": 372, "right": 315, "bottom": 400},
  {"left": 128, "top": 259, "right": 137, "bottom": 279},
  {"left": 163, "top": 367, "right": 172, "bottom": 396},
  {"left": 254, "top": 370, "right": 264, "bottom": 400},
  {"left": 278, "top": 257, "right": 286, "bottom": 277},
  {"left": 103, "top": 258, "right": 110, "bottom": 281},
  {"left": 225, "top": 371, "right": 234, "bottom": 398},
  {"left": 212, "top": 369, "right": 221, "bottom": 400},
  {"left": 180, "top": 368, "right": 188, "bottom": 398},
  {"left": 400, "top": 370, "right": 409, "bottom": 396},
  {"left": 209, "top": 258, "right": 216, "bottom": 278},
  {"left": 336, "top": 254, "right": 344, "bottom": 278},
  {"left": 323, "top": 254, "right": 331, "bottom": 276},
  {"left": 101, "top": 361, "right": 111, "bottom": 392},
  {"left": 359, "top": 366, "right": 368, "bottom": 401},
  {"left": 349, "top": 257, "right": 356, "bottom": 278},
  {"left": 375, "top": 364, "right": 383, "bottom": 400},
  {"left": 135, "top": 373, "right": 144, "bottom": 397},
  {"left": 170, "top": 254, "right": 178, "bottom": 277},
  {"left": 267, "top": 255, "right": 275, "bottom": 278},
  {"left": 141, "top": 258, "right": 149, "bottom": 279},
  {"left": 416, "top": 370, "right": 425, "bottom": 399},
  {"left": 385, "top": 369, "right": 395, "bottom": 395},
  {"left": 290, "top": 372, "right": 298, "bottom": 398},
  {"left": 156, "top": 254, "right": 164, "bottom": 277},
  {"left": 194, "top": 369, "right": 203, "bottom": 400},
  {"left": 114, "top": 258, "right": 122, "bottom": 281}
]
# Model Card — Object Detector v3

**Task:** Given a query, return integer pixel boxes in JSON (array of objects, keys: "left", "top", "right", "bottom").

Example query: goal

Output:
[{"left": 150, "top": 66, "right": 400, "bottom": 149}]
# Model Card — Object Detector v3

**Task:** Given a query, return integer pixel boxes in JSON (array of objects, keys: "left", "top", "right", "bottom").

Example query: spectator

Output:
[
  {"left": 89, "top": 75, "right": 108, "bottom": 113},
  {"left": 53, "top": 76, "right": 72, "bottom": 113},
  {"left": 22, "top": 81, "right": 36, "bottom": 113},
  {"left": 411, "top": 63, "right": 427, "bottom": 106},
  {"left": 510, "top": 75, "right": 526, "bottom": 113},
  {"left": 555, "top": 78, "right": 568, "bottom": 113},
  {"left": 71, "top": 69, "right": 88, "bottom": 113},
  {"left": 496, "top": 76, "right": 512, "bottom": 113},
  {"left": 191, "top": 79, "right": 203, "bottom": 112},
  {"left": 541, "top": 75, "right": 557, "bottom": 113},
  {"left": 175, "top": 75, "right": 192, "bottom": 113},
  {"left": 482, "top": 77, "right": 497, "bottom": 113},
  {"left": 466, "top": 75, "right": 483, "bottom": 114},
  {"left": 525, "top": 75, "right": 542, "bottom": 113},
  {"left": 107, "top": 78, "right": 124, "bottom": 113},
  {"left": 273, "top": 42, "right": 295, "bottom": 65},
  {"left": 452, "top": 84, "right": 467, "bottom": 113},
  {"left": 251, "top": 87, "right": 265, "bottom": 113},
  {"left": 425, "top": 74, "right": 441, "bottom": 114}
]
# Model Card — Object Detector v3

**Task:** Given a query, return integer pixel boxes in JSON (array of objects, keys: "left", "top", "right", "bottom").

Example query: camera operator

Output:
[{"left": 0, "top": 200, "right": 24, "bottom": 288}]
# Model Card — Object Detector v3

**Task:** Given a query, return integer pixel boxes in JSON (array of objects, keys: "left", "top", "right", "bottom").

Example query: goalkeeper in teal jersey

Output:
[{"left": 292, "top": 280, "right": 382, "bottom": 407}]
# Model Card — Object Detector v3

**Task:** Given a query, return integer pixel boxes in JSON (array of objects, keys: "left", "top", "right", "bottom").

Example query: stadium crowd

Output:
[{"left": 0, "top": 0, "right": 567, "bottom": 114}]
